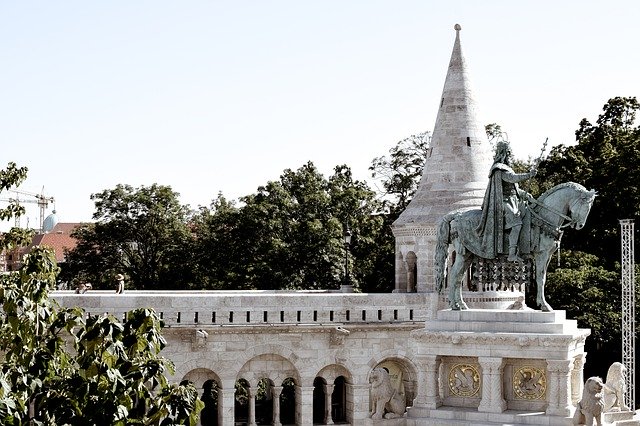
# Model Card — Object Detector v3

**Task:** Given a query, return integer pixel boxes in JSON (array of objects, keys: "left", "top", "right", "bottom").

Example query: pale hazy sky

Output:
[{"left": 1, "top": 1, "right": 638, "bottom": 228}]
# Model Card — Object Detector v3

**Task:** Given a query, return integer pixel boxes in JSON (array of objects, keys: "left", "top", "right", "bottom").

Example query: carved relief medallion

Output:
[
  {"left": 448, "top": 364, "right": 480, "bottom": 397},
  {"left": 513, "top": 366, "right": 546, "bottom": 400}
]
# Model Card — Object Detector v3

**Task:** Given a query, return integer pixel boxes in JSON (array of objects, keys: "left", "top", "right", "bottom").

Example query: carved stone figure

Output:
[
  {"left": 573, "top": 376, "right": 605, "bottom": 426},
  {"left": 448, "top": 364, "right": 480, "bottom": 397},
  {"left": 435, "top": 182, "right": 596, "bottom": 311},
  {"left": 369, "top": 368, "right": 406, "bottom": 420},
  {"left": 476, "top": 140, "right": 537, "bottom": 262},
  {"left": 513, "top": 366, "right": 546, "bottom": 400},
  {"left": 603, "top": 362, "right": 629, "bottom": 412}
]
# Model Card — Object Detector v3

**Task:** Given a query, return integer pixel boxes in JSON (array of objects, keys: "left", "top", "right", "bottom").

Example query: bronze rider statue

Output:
[{"left": 476, "top": 140, "right": 537, "bottom": 262}]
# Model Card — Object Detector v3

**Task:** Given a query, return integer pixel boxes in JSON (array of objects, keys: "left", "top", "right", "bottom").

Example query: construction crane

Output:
[{"left": 0, "top": 188, "right": 55, "bottom": 233}]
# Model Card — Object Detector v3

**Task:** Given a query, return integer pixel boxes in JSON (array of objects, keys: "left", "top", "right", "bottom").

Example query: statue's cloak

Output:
[
  {"left": 474, "top": 163, "right": 509, "bottom": 258},
  {"left": 452, "top": 163, "right": 532, "bottom": 259}
]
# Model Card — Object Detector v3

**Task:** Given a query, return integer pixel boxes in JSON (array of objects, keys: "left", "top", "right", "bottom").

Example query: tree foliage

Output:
[
  {"left": 191, "top": 162, "right": 392, "bottom": 291},
  {"left": 369, "top": 131, "right": 431, "bottom": 217},
  {"left": 0, "top": 165, "right": 202, "bottom": 425},
  {"left": 544, "top": 250, "right": 621, "bottom": 345},
  {"left": 64, "top": 184, "right": 194, "bottom": 290},
  {"left": 535, "top": 96, "right": 640, "bottom": 264},
  {"left": 532, "top": 97, "right": 640, "bottom": 377},
  {"left": 0, "top": 163, "right": 33, "bottom": 251}
]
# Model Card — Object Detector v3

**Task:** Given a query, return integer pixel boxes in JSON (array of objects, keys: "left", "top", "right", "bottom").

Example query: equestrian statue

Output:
[{"left": 435, "top": 140, "right": 596, "bottom": 311}]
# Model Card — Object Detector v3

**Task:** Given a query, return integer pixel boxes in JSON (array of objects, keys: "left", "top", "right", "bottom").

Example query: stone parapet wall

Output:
[{"left": 52, "top": 291, "right": 431, "bottom": 327}]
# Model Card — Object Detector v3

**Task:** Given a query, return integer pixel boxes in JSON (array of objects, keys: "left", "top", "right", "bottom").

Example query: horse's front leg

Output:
[{"left": 535, "top": 243, "right": 556, "bottom": 312}]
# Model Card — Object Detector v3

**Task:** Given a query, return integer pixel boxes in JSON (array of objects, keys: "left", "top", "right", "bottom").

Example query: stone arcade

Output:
[{"left": 54, "top": 26, "right": 636, "bottom": 425}]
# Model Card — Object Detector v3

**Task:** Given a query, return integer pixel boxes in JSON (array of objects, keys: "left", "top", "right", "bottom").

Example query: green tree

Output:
[
  {"left": 535, "top": 96, "right": 640, "bottom": 264},
  {"left": 0, "top": 165, "right": 202, "bottom": 425},
  {"left": 187, "top": 194, "right": 242, "bottom": 290},
  {"left": 64, "top": 184, "right": 194, "bottom": 290},
  {"left": 532, "top": 97, "right": 640, "bottom": 379},
  {"left": 192, "top": 162, "right": 389, "bottom": 291},
  {"left": 0, "top": 162, "right": 33, "bottom": 251},
  {"left": 369, "top": 131, "right": 431, "bottom": 217},
  {"left": 485, "top": 123, "right": 504, "bottom": 151}
]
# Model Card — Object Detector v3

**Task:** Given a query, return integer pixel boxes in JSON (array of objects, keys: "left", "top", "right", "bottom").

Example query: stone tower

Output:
[{"left": 392, "top": 24, "right": 493, "bottom": 293}]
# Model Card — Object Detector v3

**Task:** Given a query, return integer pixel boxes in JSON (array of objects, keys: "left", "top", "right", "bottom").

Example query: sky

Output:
[{"left": 1, "top": 1, "right": 638, "bottom": 229}]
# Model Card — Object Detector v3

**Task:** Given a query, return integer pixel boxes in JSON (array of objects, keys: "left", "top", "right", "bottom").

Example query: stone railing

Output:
[{"left": 52, "top": 291, "right": 431, "bottom": 327}]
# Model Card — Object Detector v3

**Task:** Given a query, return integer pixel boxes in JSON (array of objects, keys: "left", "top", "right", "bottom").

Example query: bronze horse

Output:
[{"left": 435, "top": 182, "right": 596, "bottom": 311}]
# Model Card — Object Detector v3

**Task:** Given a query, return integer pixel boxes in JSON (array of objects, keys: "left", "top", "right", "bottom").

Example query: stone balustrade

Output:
[{"left": 52, "top": 290, "right": 429, "bottom": 327}]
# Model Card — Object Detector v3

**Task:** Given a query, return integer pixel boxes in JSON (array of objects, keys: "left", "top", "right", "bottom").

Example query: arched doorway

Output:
[
  {"left": 254, "top": 377, "right": 273, "bottom": 425},
  {"left": 234, "top": 378, "right": 250, "bottom": 424},
  {"left": 406, "top": 251, "right": 417, "bottom": 292},
  {"left": 279, "top": 377, "right": 296, "bottom": 425},
  {"left": 313, "top": 364, "right": 353, "bottom": 424},
  {"left": 312, "top": 377, "right": 326, "bottom": 424},
  {"left": 237, "top": 352, "right": 301, "bottom": 425},
  {"left": 331, "top": 376, "right": 347, "bottom": 423},
  {"left": 200, "top": 379, "right": 219, "bottom": 425},
  {"left": 181, "top": 368, "right": 221, "bottom": 426}
]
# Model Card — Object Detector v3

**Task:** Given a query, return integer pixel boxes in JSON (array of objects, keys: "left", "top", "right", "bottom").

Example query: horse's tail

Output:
[{"left": 435, "top": 213, "right": 454, "bottom": 293}]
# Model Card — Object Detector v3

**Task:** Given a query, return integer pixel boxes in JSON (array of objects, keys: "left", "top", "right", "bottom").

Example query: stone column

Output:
[
  {"left": 412, "top": 355, "right": 441, "bottom": 410},
  {"left": 218, "top": 385, "right": 236, "bottom": 426},
  {"left": 571, "top": 354, "right": 586, "bottom": 406},
  {"left": 350, "top": 383, "right": 371, "bottom": 422},
  {"left": 478, "top": 357, "right": 506, "bottom": 413},
  {"left": 295, "top": 385, "right": 314, "bottom": 426},
  {"left": 271, "top": 385, "right": 282, "bottom": 426},
  {"left": 323, "top": 383, "right": 334, "bottom": 424},
  {"left": 247, "top": 386, "right": 257, "bottom": 426},
  {"left": 546, "top": 359, "right": 573, "bottom": 417}
]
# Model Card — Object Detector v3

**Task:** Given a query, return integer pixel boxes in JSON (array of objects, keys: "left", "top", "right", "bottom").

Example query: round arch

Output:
[
  {"left": 181, "top": 367, "right": 222, "bottom": 389},
  {"left": 237, "top": 352, "right": 300, "bottom": 387}
]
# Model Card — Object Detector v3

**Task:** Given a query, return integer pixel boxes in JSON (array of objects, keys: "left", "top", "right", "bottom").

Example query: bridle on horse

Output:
[{"left": 528, "top": 197, "right": 577, "bottom": 240}]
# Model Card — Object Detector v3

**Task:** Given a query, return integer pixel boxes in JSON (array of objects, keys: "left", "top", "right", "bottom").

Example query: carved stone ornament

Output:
[
  {"left": 448, "top": 364, "right": 480, "bottom": 397},
  {"left": 329, "top": 326, "right": 350, "bottom": 346},
  {"left": 513, "top": 366, "right": 547, "bottom": 400}
]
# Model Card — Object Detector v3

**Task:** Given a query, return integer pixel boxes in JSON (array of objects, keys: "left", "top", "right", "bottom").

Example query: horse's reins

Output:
[{"left": 528, "top": 197, "right": 575, "bottom": 230}]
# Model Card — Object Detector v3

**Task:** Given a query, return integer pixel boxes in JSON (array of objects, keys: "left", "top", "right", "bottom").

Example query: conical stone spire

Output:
[{"left": 392, "top": 25, "right": 493, "bottom": 292}]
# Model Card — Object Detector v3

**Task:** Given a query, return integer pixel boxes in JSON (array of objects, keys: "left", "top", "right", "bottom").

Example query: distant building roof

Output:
[{"left": 29, "top": 222, "right": 82, "bottom": 263}]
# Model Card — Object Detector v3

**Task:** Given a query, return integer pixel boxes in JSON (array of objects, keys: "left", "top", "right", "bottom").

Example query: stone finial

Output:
[{"left": 454, "top": 23, "right": 462, "bottom": 31}]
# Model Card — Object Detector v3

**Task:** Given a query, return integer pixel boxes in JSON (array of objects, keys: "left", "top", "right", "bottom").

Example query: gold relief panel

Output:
[
  {"left": 448, "top": 364, "right": 480, "bottom": 397},
  {"left": 513, "top": 366, "right": 546, "bottom": 400}
]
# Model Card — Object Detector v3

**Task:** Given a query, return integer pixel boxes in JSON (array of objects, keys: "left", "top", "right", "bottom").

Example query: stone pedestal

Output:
[{"left": 409, "top": 309, "right": 590, "bottom": 425}]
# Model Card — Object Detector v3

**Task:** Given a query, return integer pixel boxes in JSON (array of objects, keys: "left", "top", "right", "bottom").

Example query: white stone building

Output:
[{"left": 53, "top": 25, "right": 636, "bottom": 425}]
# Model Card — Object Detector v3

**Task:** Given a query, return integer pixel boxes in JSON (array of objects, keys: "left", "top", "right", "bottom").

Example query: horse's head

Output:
[{"left": 569, "top": 188, "right": 597, "bottom": 230}]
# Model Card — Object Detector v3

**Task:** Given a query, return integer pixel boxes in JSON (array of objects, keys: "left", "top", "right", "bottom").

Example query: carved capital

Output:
[
  {"left": 547, "top": 359, "right": 572, "bottom": 375},
  {"left": 247, "top": 386, "right": 257, "bottom": 398},
  {"left": 271, "top": 385, "right": 283, "bottom": 399},
  {"left": 329, "top": 326, "right": 350, "bottom": 346},
  {"left": 573, "top": 353, "right": 587, "bottom": 370}
]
